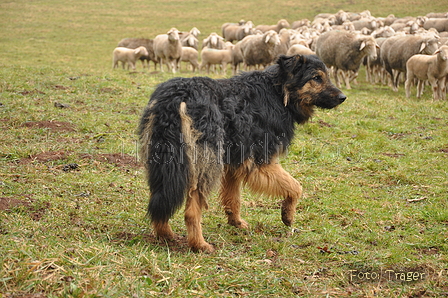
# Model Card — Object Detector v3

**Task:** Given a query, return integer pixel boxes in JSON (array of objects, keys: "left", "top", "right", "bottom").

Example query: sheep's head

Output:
[
  {"left": 189, "top": 27, "right": 200, "bottom": 37},
  {"left": 264, "top": 30, "right": 280, "bottom": 46},
  {"left": 167, "top": 28, "right": 180, "bottom": 41},
  {"left": 243, "top": 22, "right": 253, "bottom": 34},
  {"left": 207, "top": 33, "right": 224, "bottom": 48},
  {"left": 278, "top": 19, "right": 290, "bottom": 29},
  {"left": 359, "top": 36, "right": 379, "bottom": 60},
  {"left": 135, "top": 46, "right": 149, "bottom": 57},
  {"left": 224, "top": 42, "right": 234, "bottom": 50},
  {"left": 185, "top": 35, "right": 198, "bottom": 47},
  {"left": 434, "top": 45, "right": 448, "bottom": 61},
  {"left": 336, "top": 10, "right": 348, "bottom": 23},
  {"left": 420, "top": 38, "right": 440, "bottom": 55}
]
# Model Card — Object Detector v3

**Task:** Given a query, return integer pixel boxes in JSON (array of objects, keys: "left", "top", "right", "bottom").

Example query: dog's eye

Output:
[{"left": 312, "top": 75, "right": 322, "bottom": 83}]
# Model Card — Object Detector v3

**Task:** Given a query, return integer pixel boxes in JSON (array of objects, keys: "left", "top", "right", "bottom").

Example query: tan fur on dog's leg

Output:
[
  {"left": 220, "top": 166, "right": 249, "bottom": 229},
  {"left": 245, "top": 158, "right": 302, "bottom": 226},
  {"left": 184, "top": 189, "right": 214, "bottom": 253},
  {"left": 153, "top": 220, "right": 175, "bottom": 239}
]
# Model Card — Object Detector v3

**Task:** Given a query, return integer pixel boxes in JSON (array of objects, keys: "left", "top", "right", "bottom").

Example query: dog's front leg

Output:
[{"left": 245, "top": 159, "right": 303, "bottom": 226}]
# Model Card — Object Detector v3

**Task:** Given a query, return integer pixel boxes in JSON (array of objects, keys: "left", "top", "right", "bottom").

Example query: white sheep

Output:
[
  {"left": 180, "top": 47, "right": 199, "bottom": 72},
  {"left": 200, "top": 42, "right": 234, "bottom": 75},
  {"left": 153, "top": 28, "right": 183, "bottom": 73},
  {"left": 202, "top": 32, "right": 226, "bottom": 49},
  {"left": 112, "top": 46, "right": 149, "bottom": 70},
  {"left": 405, "top": 45, "right": 448, "bottom": 100},
  {"left": 286, "top": 44, "right": 315, "bottom": 56},
  {"left": 179, "top": 27, "right": 200, "bottom": 50}
]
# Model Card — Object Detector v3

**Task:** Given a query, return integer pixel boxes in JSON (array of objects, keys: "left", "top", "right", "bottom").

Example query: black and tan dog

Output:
[{"left": 139, "top": 55, "right": 346, "bottom": 252}]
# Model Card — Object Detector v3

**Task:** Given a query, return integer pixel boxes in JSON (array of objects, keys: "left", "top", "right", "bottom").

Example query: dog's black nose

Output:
[{"left": 338, "top": 93, "right": 346, "bottom": 103}]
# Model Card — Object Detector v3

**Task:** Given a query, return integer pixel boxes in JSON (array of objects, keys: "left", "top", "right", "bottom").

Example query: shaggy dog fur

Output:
[{"left": 139, "top": 55, "right": 346, "bottom": 252}]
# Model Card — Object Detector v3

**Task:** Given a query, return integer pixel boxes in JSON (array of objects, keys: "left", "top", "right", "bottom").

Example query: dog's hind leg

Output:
[
  {"left": 184, "top": 188, "right": 214, "bottom": 253},
  {"left": 220, "top": 166, "right": 249, "bottom": 229},
  {"left": 153, "top": 220, "right": 174, "bottom": 240},
  {"left": 245, "top": 158, "right": 303, "bottom": 226}
]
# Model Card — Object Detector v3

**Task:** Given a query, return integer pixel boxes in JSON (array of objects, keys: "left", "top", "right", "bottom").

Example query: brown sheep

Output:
[
  {"left": 380, "top": 34, "right": 440, "bottom": 91},
  {"left": 424, "top": 18, "right": 448, "bottom": 32},
  {"left": 255, "top": 19, "right": 290, "bottom": 33},
  {"left": 315, "top": 31, "right": 379, "bottom": 89},
  {"left": 240, "top": 30, "right": 280, "bottom": 70},
  {"left": 117, "top": 38, "right": 157, "bottom": 70},
  {"left": 222, "top": 21, "right": 254, "bottom": 43}
]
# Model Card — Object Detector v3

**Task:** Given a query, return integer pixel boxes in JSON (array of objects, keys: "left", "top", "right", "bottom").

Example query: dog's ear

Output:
[
  {"left": 277, "top": 55, "right": 306, "bottom": 76},
  {"left": 277, "top": 55, "right": 297, "bottom": 69},
  {"left": 277, "top": 55, "right": 305, "bottom": 106}
]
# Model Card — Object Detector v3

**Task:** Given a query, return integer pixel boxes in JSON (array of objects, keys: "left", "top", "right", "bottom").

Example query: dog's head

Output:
[{"left": 274, "top": 55, "right": 346, "bottom": 118}]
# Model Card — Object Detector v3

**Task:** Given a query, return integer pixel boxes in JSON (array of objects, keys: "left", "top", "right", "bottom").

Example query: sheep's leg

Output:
[
  {"left": 333, "top": 67, "right": 341, "bottom": 88},
  {"left": 170, "top": 60, "right": 177, "bottom": 74},
  {"left": 392, "top": 70, "right": 400, "bottom": 92},
  {"left": 159, "top": 58, "right": 164, "bottom": 72},
  {"left": 349, "top": 71, "right": 358, "bottom": 86},
  {"left": 405, "top": 72, "right": 413, "bottom": 98},
  {"left": 430, "top": 78, "right": 439, "bottom": 100},
  {"left": 440, "top": 77, "right": 447, "bottom": 99},
  {"left": 337, "top": 69, "right": 350, "bottom": 89},
  {"left": 343, "top": 70, "right": 352, "bottom": 89},
  {"left": 366, "top": 59, "right": 372, "bottom": 83},
  {"left": 436, "top": 77, "right": 446, "bottom": 100},
  {"left": 221, "top": 62, "right": 227, "bottom": 75},
  {"left": 417, "top": 80, "right": 425, "bottom": 98}
]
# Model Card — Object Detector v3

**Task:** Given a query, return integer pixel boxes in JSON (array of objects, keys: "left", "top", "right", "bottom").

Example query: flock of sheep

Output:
[{"left": 112, "top": 10, "right": 448, "bottom": 100}]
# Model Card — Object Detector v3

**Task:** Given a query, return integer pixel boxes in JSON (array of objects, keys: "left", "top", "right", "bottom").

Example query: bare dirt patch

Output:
[
  {"left": 112, "top": 231, "right": 189, "bottom": 253},
  {"left": 19, "top": 89, "right": 46, "bottom": 96},
  {"left": 80, "top": 153, "right": 141, "bottom": 168},
  {"left": 2, "top": 294, "right": 48, "bottom": 298},
  {"left": 0, "top": 197, "right": 30, "bottom": 211},
  {"left": 0, "top": 197, "right": 48, "bottom": 221},
  {"left": 22, "top": 120, "right": 76, "bottom": 132},
  {"left": 19, "top": 150, "right": 70, "bottom": 164}
]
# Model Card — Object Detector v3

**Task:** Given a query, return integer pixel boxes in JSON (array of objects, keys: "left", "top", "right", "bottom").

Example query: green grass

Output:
[{"left": 1, "top": 0, "right": 448, "bottom": 297}]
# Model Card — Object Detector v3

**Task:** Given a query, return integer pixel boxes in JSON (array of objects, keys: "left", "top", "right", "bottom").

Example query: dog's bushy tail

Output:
[{"left": 139, "top": 99, "right": 196, "bottom": 224}]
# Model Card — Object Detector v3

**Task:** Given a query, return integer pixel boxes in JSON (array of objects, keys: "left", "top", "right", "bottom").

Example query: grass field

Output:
[{"left": 1, "top": 0, "right": 448, "bottom": 297}]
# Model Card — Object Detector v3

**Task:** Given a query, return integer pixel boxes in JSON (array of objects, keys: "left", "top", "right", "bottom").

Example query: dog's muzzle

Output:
[{"left": 337, "top": 93, "right": 347, "bottom": 104}]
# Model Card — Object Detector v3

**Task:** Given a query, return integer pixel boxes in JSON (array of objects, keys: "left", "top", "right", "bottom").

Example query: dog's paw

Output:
[
  {"left": 228, "top": 218, "right": 249, "bottom": 229},
  {"left": 191, "top": 242, "right": 215, "bottom": 253},
  {"left": 281, "top": 211, "right": 294, "bottom": 226}
]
